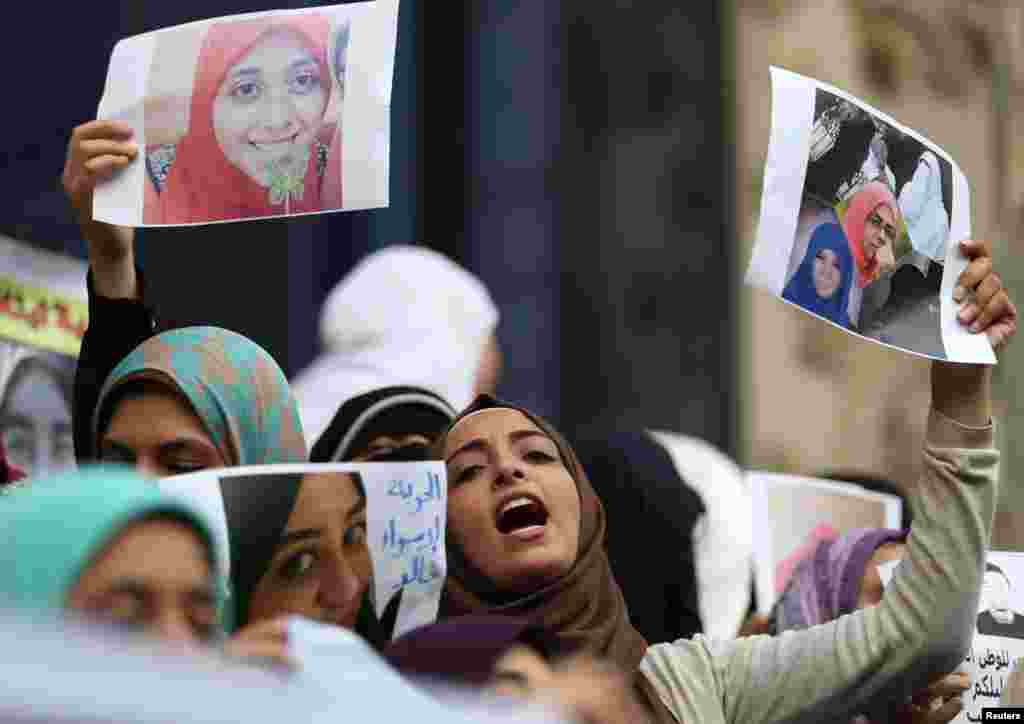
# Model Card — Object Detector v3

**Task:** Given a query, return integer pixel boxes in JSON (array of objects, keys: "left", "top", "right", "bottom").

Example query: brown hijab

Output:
[{"left": 438, "top": 395, "right": 649, "bottom": 670}]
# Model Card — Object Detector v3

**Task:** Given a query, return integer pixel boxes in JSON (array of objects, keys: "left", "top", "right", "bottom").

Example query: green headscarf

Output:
[
  {"left": 0, "top": 466, "right": 223, "bottom": 617},
  {"left": 92, "top": 327, "right": 307, "bottom": 466}
]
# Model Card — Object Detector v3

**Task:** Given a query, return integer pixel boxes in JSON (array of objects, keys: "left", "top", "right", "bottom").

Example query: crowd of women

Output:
[{"left": 0, "top": 13, "right": 1020, "bottom": 721}]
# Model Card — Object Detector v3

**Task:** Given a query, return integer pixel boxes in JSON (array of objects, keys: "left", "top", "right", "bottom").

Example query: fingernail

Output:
[
  {"left": 953, "top": 286, "right": 966, "bottom": 302},
  {"left": 959, "top": 304, "right": 977, "bottom": 322}
]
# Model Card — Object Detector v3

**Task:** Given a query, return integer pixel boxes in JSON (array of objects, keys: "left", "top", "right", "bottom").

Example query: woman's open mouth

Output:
[{"left": 495, "top": 495, "right": 549, "bottom": 541}]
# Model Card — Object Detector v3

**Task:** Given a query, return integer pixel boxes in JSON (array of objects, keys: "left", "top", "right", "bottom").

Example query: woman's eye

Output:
[
  {"left": 289, "top": 71, "right": 321, "bottom": 94},
  {"left": 453, "top": 465, "right": 482, "bottom": 485},
  {"left": 344, "top": 521, "right": 367, "bottom": 547},
  {"left": 98, "top": 595, "right": 146, "bottom": 629},
  {"left": 231, "top": 81, "right": 261, "bottom": 102},
  {"left": 164, "top": 459, "right": 206, "bottom": 476},
  {"left": 524, "top": 450, "right": 555, "bottom": 463},
  {"left": 278, "top": 551, "right": 317, "bottom": 582}
]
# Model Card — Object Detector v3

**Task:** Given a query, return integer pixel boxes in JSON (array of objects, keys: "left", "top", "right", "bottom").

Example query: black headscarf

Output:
[
  {"left": 383, "top": 614, "right": 565, "bottom": 686},
  {"left": 571, "top": 431, "right": 706, "bottom": 645},
  {"left": 309, "top": 386, "right": 455, "bottom": 463}
]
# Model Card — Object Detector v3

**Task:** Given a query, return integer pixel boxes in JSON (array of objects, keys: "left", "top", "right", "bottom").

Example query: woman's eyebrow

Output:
[
  {"left": 490, "top": 669, "right": 531, "bottom": 688},
  {"left": 228, "top": 67, "right": 261, "bottom": 80},
  {"left": 288, "top": 56, "right": 317, "bottom": 71},
  {"left": 509, "top": 430, "right": 550, "bottom": 445},
  {"left": 446, "top": 438, "right": 486, "bottom": 464}
]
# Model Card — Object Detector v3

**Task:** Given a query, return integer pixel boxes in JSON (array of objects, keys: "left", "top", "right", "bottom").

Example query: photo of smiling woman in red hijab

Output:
[{"left": 142, "top": 13, "right": 343, "bottom": 224}]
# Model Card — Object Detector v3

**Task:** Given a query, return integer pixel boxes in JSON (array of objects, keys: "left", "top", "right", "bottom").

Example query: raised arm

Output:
[
  {"left": 639, "top": 239, "right": 1015, "bottom": 724},
  {"left": 63, "top": 120, "right": 155, "bottom": 461},
  {"left": 63, "top": 120, "right": 139, "bottom": 299}
]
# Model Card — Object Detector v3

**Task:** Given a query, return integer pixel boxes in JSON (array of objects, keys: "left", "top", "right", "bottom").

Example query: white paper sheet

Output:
[
  {"left": 0, "top": 611, "right": 568, "bottom": 724},
  {"left": 356, "top": 463, "right": 447, "bottom": 639},
  {"left": 95, "top": 2, "right": 398, "bottom": 227},
  {"left": 748, "top": 471, "right": 902, "bottom": 614},
  {"left": 161, "top": 461, "right": 446, "bottom": 639},
  {"left": 746, "top": 66, "right": 995, "bottom": 364}
]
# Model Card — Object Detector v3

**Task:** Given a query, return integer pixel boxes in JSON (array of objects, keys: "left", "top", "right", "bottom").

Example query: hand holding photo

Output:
[
  {"left": 93, "top": 1, "right": 398, "bottom": 227},
  {"left": 747, "top": 67, "right": 996, "bottom": 364}
]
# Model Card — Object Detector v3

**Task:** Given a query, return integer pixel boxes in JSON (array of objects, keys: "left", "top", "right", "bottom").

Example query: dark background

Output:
[{"left": 0, "top": 1, "right": 735, "bottom": 455}]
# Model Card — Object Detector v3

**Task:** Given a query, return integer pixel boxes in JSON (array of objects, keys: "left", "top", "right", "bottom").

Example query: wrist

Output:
[{"left": 931, "top": 362, "right": 992, "bottom": 427}]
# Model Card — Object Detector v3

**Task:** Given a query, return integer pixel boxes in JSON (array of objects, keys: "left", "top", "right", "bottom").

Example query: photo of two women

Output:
[{"left": 783, "top": 89, "right": 953, "bottom": 359}]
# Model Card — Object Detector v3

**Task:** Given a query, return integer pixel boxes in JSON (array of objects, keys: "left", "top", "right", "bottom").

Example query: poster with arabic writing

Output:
[
  {"left": 956, "top": 552, "right": 1024, "bottom": 723},
  {"left": 160, "top": 461, "right": 446, "bottom": 641},
  {"left": 0, "top": 236, "right": 87, "bottom": 480}
]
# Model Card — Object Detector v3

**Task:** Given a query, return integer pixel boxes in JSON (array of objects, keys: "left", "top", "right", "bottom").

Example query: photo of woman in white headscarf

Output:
[{"left": 0, "top": 341, "right": 76, "bottom": 478}]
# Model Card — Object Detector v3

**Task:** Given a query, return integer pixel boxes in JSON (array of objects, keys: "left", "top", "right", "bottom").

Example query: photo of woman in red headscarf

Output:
[
  {"left": 840, "top": 180, "right": 901, "bottom": 290},
  {"left": 142, "top": 13, "right": 346, "bottom": 224}
]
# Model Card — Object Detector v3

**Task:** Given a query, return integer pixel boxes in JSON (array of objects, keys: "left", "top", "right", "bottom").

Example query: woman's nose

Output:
[
  {"left": 152, "top": 610, "right": 201, "bottom": 651},
  {"left": 317, "top": 552, "right": 363, "bottom": 622},
  {"left": 493, "top": 457, "right": 526, "bottom": 488},
  {"left": 262, "top": 88, "right": 298, "bottom": 131}
]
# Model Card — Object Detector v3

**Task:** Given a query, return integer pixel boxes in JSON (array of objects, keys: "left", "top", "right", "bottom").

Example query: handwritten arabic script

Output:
[{"left": 365, "top": 464, "right": 448, "bottom": 639}]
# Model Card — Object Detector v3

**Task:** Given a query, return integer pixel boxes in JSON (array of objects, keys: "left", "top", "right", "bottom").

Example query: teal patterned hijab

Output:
[
  {"left": 93, "top": 327, "right": 307, "bottom": 466},
  {"left": 0, "top": 466, "right": 223, "bottom": 616}
]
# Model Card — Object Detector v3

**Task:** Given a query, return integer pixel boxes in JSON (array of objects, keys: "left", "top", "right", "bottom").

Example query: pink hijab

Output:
[
  {"left": 842, "top": 181, "right": 898, "bottom": 288},
  {"left": 154, "top": 14, "right": 335, "bottom": 224}
]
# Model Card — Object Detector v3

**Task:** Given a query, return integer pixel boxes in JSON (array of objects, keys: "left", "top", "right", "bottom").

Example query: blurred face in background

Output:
[
  {"left": 100, "top": 382, "right": 227, "bottom": 478},
  {"left": 855, "top": 542, "right": 905, "bottom": 609},
  {"left": 66, "top": 517, "right": 218, "bottom": 648},
  {"left": 0, "top": 358, "right": 74, "bottom": 477}
]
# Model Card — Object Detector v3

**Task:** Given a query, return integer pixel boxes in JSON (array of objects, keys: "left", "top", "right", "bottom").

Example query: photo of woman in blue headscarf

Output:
[{"left": 783, "top": 223, "right": 855, "bottom": 329}]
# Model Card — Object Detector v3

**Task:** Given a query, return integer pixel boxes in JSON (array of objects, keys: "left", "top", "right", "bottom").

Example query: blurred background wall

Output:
[{"left": 733, "top": 0, "right": 1024, "bottom": 547}]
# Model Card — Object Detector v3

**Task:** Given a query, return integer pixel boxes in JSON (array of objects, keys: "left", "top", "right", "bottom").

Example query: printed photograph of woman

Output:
[
  {"left": 142, "top": 12, "right": 349, "bottom": 224},
  {"left": 782, "top": 223, "right": 856, "bottom": 329},
  {"left": 0, "top": 342, "right": 76, "bottom": 478}
]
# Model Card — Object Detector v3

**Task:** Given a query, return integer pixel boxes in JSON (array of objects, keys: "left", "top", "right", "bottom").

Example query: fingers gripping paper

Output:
[
  {"left": 94, "top": 2, "right": 398, "bottom": 227},
  {"left": 747, "top": 67, "right": 994, "bottom": 364}
]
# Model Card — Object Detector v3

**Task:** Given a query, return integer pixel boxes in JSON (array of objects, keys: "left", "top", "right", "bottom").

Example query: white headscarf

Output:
[
  {"left": 646, "top": 430, "right": 754, "bottom": 640},
  {"left": 291, "top": 246, "right": 499, "bottom": 447}
]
